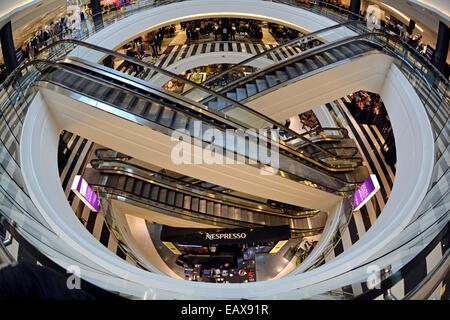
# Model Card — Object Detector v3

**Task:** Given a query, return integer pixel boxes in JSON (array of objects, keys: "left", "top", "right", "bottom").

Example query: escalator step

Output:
[
  {"left": 138, "top": 101, "right": 152, "bottom": 116},
  {"left": 285, "top": 66, "right": 299, "bottom": 79},
  {"left": 147, "top": 104, "right": 162, "bottom": 121},
  {"left": 105, "top": 90, "right": 124, "bottom": 105},
  {"left": 241, "top": 209, "right": 251, "bottom": 222},
  {"left": 186, "top": 118, "right": 196, "bottom": 137},
  {"left": 357, "top": 42, "right": 373, "bottom": 51},
  {"left": 236, "top": 88, "right": 248, "bottom": 101},
  {"left": 172, "top": 113, "right": 189, "bottom": 130},
  {"left": 70, "top": 77, "right": 89, "bottom": 91},
  {"left": 330, "top": 48, "right": 347, "bottom": 60},
  {"left": 214, "top": 203, "right": 221, "bottom": 215},
  {"left": 245, "top": 83, "right": 258, "bottom": 97},
  {"left": 206, "top": 201, "right": 214, "bottom": 215},
  {"left": 265, "top": 74, "right": 279, "bottom": 87},
  {"left": 201, "top": 123, "right": 215, "bottom": 143},
  {"left": 141, "top": 183, "right": 151, "bottom": 198},
  {"left": 124, "top": 177, "right": 134, "bottom": 193},
  {"left": 221, "top": 205, "right": 229, "bottom": 217},
  {"left": 191, "top": 197, "right": 199, "bottom": 212},
  {"left": 116, "top": 175, "right": 126, "bottom": 189},
  {"left": 158, "top": 188, "right": 167, "bottom": 203},
  {"left": 166, "top": 190, "right": 176, "bottom": 205},
  {"left": 303, "top": 59, "right": 319, "bottom": 71},
  {"left": 134, "top": 180, "right": 143, "bottom": 195},
  {"left": 226, "top": 92, "right": 237, "bottom": 102},
  {"left": 158, "top": 108, "right": 175, "bottom": 127},
  {"left": 127, "top": 96, "right": 139, "bottom": 111},
  {"left": 233, "top": 207, "right": 241, "bottom": 219},
  {"left": 106, "top": 175, "right": 119, "bottom": 188},
  {"left": 62, "top": 73, "right": 81, "bottom": 88},
  {"left": 112, "top": 92, "right": 126, "bottom": 106},
  {"left": 322, "top": 51, "right": 338, "bottom": 63},
  {"left": 216, "top": 98, "right": 229, "bottom": 110},
  {"left": 295, "top": 62, "right": 309, "bottom": 74},
  {"left": 348, "top": 43, "right": 364, "bottom": 54},
  {"left": 275, "top": 70, "right": 289, "bottom": 83},
  {"left": 208, "top": 100, "right": 219, "bottom": 110},
  {"left": 315, "top": 55, "right": 328, "bottom": 67},
  {"left": 83, "top": 82, "right": 103, "bottom": 96},
  {"left": 255, "top": 79, "right": 268, "bottom": 92},
  {"left": 183, "top": 195, "right": 191, "bottom": 210},
  {"left": 339, "top": 46, "right": 354, "bottom": 57},
  {"left": 199, "top": 199, "right": 207, "bottom": 213},
  {"left": 150, "top": 185, "right": 160, "bottom": 201},
  {"left": 175, "top": 193, "right": 184, "bottom": 208},
  {"left": 101, "top": 87, "right": 116, "bottom": 101}
]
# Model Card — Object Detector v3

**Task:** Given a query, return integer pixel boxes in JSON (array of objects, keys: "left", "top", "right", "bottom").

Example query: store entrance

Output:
[{"left": 161, "top": 225, "right": 290, "bottom": 283}]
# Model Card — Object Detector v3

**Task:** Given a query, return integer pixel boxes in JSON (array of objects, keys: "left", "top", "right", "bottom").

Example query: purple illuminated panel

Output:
[
  {"left": 351, "top": 174, "right": 380, "bottom": 211},
  {"left": 71, "top": 175, "right": 100, "bottom": 212}
]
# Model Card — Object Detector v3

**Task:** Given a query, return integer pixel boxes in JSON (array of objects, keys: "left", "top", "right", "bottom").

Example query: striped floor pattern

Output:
[
  {"left": 138, "top": 41, "right": 303, "bottom": 80},
  {"left": 322, "top": 96, "right": 447, "bottom": 299},
  {"left": 58, "top": 132, "right": 137, "bottom": 266}
]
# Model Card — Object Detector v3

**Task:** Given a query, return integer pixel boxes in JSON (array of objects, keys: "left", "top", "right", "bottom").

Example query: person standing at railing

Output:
[
  {"left": 53, "top": 19, "right": 64, "bottom": 41},
  {"left": 42, "top": 25, "right": 53, "bottom": 55}
]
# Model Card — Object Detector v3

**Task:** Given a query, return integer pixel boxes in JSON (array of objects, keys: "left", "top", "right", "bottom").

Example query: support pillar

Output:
[
  {"left": 349, "top": 0, "right": 361, "bottom": 21},
  {"left": 90, "top": 0, "right": 104, "bottom": 31},
  {"left": 0, "top": 21, "right": 18, "bottom": 74},
  {"left": 432, "top": 21, "right": 449, "bottom": 76}
]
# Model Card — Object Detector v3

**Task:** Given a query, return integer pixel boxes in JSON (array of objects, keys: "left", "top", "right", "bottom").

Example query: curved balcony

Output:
[{"left": 0, "top": 0, "right": 447, "bottom": 299}]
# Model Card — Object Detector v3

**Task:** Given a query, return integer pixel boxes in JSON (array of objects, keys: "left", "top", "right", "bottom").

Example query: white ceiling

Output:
[
  {"left": 0, "top": 0, "right": 67, "bottom": 31},
  {"left": 368, "top": 0, "right": 449, "bottom": 32}
]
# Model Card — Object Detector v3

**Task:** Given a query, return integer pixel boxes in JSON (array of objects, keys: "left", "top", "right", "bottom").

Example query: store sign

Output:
[
  {"left": 351, "top": 174, "right": 380, "bottom": 211},
  {"left": 161, "top": 225, "right": 290, "bottom": 245},
  {"left": 425, "top": 45, "right": 435, "bottom": 62},
  {"left": 205, "top": 232, "right": 247, "bottom": 240},
  {"left": 71, "top": 175, "right": 100, "bottom": 212}
]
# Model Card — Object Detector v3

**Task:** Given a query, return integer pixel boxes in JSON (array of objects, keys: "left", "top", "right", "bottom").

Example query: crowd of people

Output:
[
  {"left": 21, "top": 7, "right": 92, "bottom": 61},
  {"left": 268, "top": 23, "right": 301, "bottom": 41},
  {"left": 346, "top": 90, "right": 396, "bottom": 167},
  {"left": 295, "top": 238, "right": 318, "bottom": 265},
  {"left": 181, "top": 19, "right": 264, "bottom": 43},
  {"left": 347, "top": 90, "right": 386, "bottom": 126}
]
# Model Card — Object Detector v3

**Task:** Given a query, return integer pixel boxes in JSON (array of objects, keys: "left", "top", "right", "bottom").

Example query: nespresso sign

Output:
[
  {"left": 205, "top": 232, "right": 247, "bottom": 240},
  {"left": 161, "top": 225, "right": 290, "bottom": 245}
]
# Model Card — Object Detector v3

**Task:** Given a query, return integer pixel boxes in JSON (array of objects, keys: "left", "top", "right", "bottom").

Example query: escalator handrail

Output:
[
  {"left": 36, "top": 38, "right": 363, "bottom": 164},
  {"left": 283, "top": 126, "right": 349, "bottom": 142},
  {"left": 91, "top": 159, "right": 320, "bottom": 218},
  {"left": 279, "top": 0, "right": 450, "bottom": 86},
  {"left": 94, "top": 184, "right": 325, "bottom": 234},
  {"left": 202, "top": 31, "right": 383, "bottom": 102},
  {"left": 95, "top": 148, "right": 133, "bottom": 161},
  {"left": 181, "top": 20, "right": 362, "bottom": 96},
  {"left": 35, "top": 59, "right": 361, "bottom": 191}
]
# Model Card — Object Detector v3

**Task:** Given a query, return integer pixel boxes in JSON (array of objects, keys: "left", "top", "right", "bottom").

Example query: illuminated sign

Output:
[
  {"left": 71, "top": 175, "right": 100, "bottom": 212},
  {"left": 269, "top": 240, "right": 288, "bottom": 254},
  {"left": 351, "top": 174, "right": 380, "bottom": 211},
  {"left": 162, "top": 242, "right": 182, "bottom": 255},
  {"left": 205, "top": 232, "right": 247, "bottom": 240}
]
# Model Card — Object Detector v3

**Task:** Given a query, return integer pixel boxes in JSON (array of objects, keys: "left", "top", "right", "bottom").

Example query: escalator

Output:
[
  {"left": 197, "top": 39, "right": 377, "bottom": 110},
  {"left": 89, "top": 158, "right": 326, "bottom": 237},
  {"left": 32, "top": 23, "right": 384, "bottom": 197},
  {"left": 37, "top": 54, "right": 361, "bottom": 196}
]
